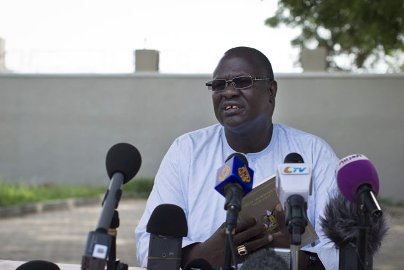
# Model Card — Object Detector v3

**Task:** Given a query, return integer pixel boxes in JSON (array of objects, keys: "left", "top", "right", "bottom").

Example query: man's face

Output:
[{"left": 211, "top": 56, "right": 275, "bottom": 133}]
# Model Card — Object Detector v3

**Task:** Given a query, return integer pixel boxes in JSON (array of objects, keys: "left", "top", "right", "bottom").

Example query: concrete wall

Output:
[
  {"left": 0, "top": 38, "right": 5, "bottom": 72},
  {"left": 0, "top": 73, "right": 403, "bottom": 202}
]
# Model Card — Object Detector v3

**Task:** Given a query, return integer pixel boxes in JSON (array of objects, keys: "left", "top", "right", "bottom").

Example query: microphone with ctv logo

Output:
[
  {"left": 276, "top": 152, "right": 311, "bottom": 270},
  {"left": 215, "top": 153, "right": 254, "bottom": 270},
  {"left": 82, "top": 143, "right": 142, "bottom": 270},
  {"left": 330, "top": 154, "right": 385, "bottom": 270},
  {"left": 146, "top": 204, "right": 188, "bottom": 270},
  {"left": 276, "top": 153, "right": 311, "bottom": 246}
]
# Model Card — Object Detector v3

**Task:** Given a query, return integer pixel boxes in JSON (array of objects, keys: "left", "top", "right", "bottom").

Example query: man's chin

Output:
[{"left": 222, "top": 120, "right": 249, "bottom": 133}]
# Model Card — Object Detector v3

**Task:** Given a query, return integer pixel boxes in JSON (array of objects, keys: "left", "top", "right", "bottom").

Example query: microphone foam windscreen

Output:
[
  {"left": 320, "top": 192, "right": 388, "bottom": 255},
  {"left": 146, "top": 204, "right": 188, "bottom": 237},
  {"left": 16, "top": 260, "right": 60, "bottom": 270},
  {"left": 105, "top": 142, "right": 142, "bottom": 183},
  {"left": 284, "top": 152, "right": 304, "bottom": 163},
  {"left": 226, "top": 152, "right": 248, "bottom": 164},
  {"left": 336, "top": 154, "right": 379, "bottom": 203}
]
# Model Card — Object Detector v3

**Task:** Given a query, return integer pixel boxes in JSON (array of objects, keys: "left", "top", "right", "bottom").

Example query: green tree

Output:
[{"left": 266, "top": 0, "right": 404, "bottom": 72}]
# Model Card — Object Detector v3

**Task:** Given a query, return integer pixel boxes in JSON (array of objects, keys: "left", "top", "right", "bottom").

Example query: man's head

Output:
[{"left": 209, "top": 47, "right": 277, "bottom": 134}]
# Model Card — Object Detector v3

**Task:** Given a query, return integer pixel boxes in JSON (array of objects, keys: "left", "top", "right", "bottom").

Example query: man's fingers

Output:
[
  {"left": 235, "top": 234, "right": 273, "bottom": 257},
  {"left": 234, "top": 223, "right": 267, "bottom": 245},
  {"left": 235, "top": 216, "right": 256, "bottom": 233},
  {"left": 273, "top": 203, "right": 285, "bottom": 221}
]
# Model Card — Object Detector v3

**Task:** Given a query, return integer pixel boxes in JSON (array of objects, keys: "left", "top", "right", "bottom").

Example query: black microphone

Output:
[
  {"left": 16, "top": 260, "right": 60, "bottom": 270},
  {"left": 146, "top": 203, "right": 188, "bottom": 270},
  {"left": 321, "top": 192, "right": 388, "bottom": 270},
  {"left": 82, "top": 143, "right": 141, "bottom": 270},
  {"left": 239, "top": 248, "right": 288, "bottom": 270}
]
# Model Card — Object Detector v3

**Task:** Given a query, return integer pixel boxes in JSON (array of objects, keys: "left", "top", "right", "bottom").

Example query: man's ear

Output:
[{"left": 268, "top": 80, "right": 277, "bottom": 102}]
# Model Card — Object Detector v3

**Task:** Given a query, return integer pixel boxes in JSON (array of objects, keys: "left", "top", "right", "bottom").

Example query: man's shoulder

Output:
[
  {"left": 275, "top": 123, "right": 317, "bottom": 138},
  {"left": 175, "top": 123, "right": 222, "bottom": 143},
  {"left": 274, "top": 123, "right": 333, "bottom": 149}
]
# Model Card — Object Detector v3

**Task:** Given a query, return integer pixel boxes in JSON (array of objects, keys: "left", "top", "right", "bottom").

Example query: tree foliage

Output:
[{"left": 266, "top": 0, "right": 404, "bottom": 71}]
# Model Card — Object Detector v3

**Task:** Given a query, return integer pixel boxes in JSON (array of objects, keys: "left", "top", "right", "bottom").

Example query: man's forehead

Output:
[{"left": 214, "top": 56, "right": 261, "bottom": 77}]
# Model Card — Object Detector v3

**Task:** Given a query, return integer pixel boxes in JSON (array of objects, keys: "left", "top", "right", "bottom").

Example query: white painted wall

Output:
[{"left": 0, "top": 73, "right": 403, "bottom": 201}]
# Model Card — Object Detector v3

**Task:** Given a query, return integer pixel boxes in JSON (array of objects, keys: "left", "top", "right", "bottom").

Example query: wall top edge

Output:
[
  {"left": 0, "top": 72, "right": 211, "bottom": 79},
  {"left": 0, "top": 72, "right": 403, "bottom": 79}
]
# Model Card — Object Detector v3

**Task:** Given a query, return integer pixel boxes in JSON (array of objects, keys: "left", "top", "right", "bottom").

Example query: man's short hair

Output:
[{"left": 223, "top": 47, "right": 274, "bottom": 79}]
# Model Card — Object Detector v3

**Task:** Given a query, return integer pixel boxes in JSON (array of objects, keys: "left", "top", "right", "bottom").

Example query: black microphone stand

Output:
[
  {"left": 107, "top": 210, "right": 128, "bottom": 270},
  {"left": 223, "top": 185, "right": 243, "bottom": 270},
  {"left": 355, "top": 185, "right": 382, "bottom": 270},
  {"left": 339, "top": 185, "right": 382, "bottom": 270},
  {"left": 286, "top": 194, "right": 308, "bottom": 270},
  {"left": 355, "top": 206, "right": 372, "bottom": 270}
]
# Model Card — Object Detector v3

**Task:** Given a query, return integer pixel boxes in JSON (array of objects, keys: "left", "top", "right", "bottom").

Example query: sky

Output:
[{"left": 0, "top": 0, "right": 302, "bottom": 74}]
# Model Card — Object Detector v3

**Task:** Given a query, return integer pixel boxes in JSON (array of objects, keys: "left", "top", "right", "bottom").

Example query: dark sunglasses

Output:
[{"left": 205, "top": 75, "right": 272, "bottom": 91}]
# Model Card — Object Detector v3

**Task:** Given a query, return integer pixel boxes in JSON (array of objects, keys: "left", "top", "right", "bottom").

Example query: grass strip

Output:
[{"left": 0, "top": 178, "right": 154, "bottom": 207}]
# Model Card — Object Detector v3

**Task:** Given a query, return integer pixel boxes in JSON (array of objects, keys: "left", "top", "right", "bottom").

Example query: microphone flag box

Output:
[
  {"left": 215, "top": 155, "right": 254, "bottom": 197},
  {"left": 238, "top": 175, "right": 318, "bottom": 248},
  {"left": 276, "top": 163, "right": 312, "bottom": 209}
]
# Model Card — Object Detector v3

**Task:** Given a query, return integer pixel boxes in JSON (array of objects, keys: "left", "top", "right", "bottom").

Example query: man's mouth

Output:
[{"left": 225, "top": 105, "right": 240, "bottom": 111}]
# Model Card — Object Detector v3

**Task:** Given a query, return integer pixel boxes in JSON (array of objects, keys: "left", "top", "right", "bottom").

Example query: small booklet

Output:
[{"left": 238, "top": 175, "right": 318, "bottom": 247}]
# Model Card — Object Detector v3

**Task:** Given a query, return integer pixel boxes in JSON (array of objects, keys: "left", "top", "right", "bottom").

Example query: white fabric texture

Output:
[{"left": 135, "top": 123, "right": 339, "bottom": 269}]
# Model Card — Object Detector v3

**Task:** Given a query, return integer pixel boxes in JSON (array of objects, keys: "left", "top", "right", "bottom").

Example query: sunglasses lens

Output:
[
  {"left": 211, "top": 80, "right": 227, "bottom": 91},
  {"left": 233, "top": 76, "right": 253, "bottom": 89}
]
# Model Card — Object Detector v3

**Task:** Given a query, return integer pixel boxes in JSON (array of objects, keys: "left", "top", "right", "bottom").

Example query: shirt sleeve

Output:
[{"left": 135, "top": 138, "right": 189, "bottom": 267}]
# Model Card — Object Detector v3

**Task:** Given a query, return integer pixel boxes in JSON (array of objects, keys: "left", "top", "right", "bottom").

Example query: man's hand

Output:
[
  {"left": 181, "top": 203, "right": 301, "bottom": 268},
  {"left": 181, "top": 217, "right": 272, "bottom": 267},
  {"left": 182, "top": 204, "right": 325, "bottom": 269},
  {"left": 268, "top": 203, "right": 291, "bottom": 248}
]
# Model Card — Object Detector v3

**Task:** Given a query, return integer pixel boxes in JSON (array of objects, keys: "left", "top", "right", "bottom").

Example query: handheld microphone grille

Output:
[
  {"left": 16, "top": 260, "right": 60, "bottom": 270},
  {"left": 146, "top": 204, "right": 188, "bottom": 238},
  {"left": 105, "top": 142, "right": 142, "bottom": 183},
  {"left": 284, "top": 152, "right": 304, "bottom": 163},
  {"left": 336, "top": 154, "right": 379, "bottom": 203}
]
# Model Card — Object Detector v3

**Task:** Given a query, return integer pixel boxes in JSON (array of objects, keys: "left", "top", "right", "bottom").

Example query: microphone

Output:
[
  {"left": 184, "top": 258, "right": 213, "bottom": 270},
  {"left": 336, "top": 154, "right": 382, "bottom": 218},
  {"left": 146, "top": 203, "right": 188, "bottom": 270},
  {"left": 16, "top": 260, "right": 60, "bottom": 270},
  {"left": 82, "top": 143, "right": 141, "bottom": 270},
  {"left": 276, "top": 153, "right": 311, "bottom": 210},
  {"left": 321, "top": 192, "right": 388, "bottom": 269},
  {"left": 334, "top": 154, "right": 384, "bottom": 269},
  {"left": 276, "top": 153, "right": 311, "bottom": 245},
  {"left": 215, "top": 153, "right": 254, "bottom": 270},
  {"left": 215, "top": 153, "right": 254, "bottom": 232},
  {"left": 239, "top": 248, "right": 288, "bottom": 270}
]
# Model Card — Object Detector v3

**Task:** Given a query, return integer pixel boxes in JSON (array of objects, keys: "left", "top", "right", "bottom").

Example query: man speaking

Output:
[{"left": 135, "top": 47, "right": 339, "bottom": 269}]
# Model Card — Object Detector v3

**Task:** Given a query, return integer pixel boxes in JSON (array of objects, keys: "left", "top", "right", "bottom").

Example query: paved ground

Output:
[{"left": 0, "top": 198, "right": 403, "bottom": 269}]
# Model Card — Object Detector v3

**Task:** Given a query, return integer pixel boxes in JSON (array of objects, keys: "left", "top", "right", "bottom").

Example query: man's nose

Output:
[{"left": 221, "top": 82, "right": 239, "bottom": 97}]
